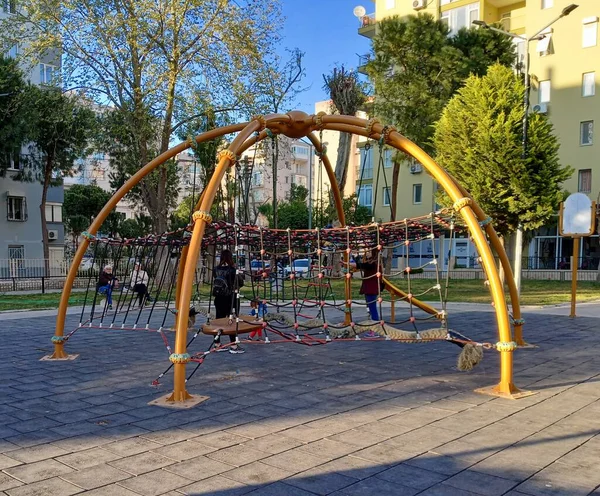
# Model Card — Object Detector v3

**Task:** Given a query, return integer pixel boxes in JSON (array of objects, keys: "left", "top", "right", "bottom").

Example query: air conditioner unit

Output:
[
  {"left": 532, "top": 102, "right": 548, "bottom": 114},
  {"left": 410, "top": 163, "right": 423, "bottom": 174},
  {"left": 413, "top": 0, "right": 426, "bottom": 10},
  {"left": 48, "top": 229, "right": 59, "bottom": 240}
]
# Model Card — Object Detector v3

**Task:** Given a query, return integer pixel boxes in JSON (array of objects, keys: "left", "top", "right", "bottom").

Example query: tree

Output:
[
  {"left": 366, "top": 15, "right": 516, "bottom": 216},
  {"left": 0, "top": 56, "right": 29, "bottom": 176},
  {"left": 1, "top": 0, "right": 284, "bottom": 233},
  {"left": 255, "top": 49, "right": 306, "bottom": 228},
  {"left": 433, "top": 64, "right": 572, "bottom": 237},
  {"left": 64, "top": 184, "right": 112, "bottom": 245},
  {"left": 322, "top": 66, "right": 368, "bottom": 197},
  {"left": 25, "top": 87, "right": 96, "bottom": 271}
]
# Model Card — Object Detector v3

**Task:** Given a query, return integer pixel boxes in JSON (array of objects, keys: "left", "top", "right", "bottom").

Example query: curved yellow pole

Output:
[
  {"left": 451, "top": 179, "right": 527, "bottom": 346},
  {"left": 169, "top": 117, "right": 278, "bottom": 402},
  {"left": 53, "top": 122, "right": 248, "bottom": 359},
  {"left": 319, "top": 115, "right": 523, "bottom": 397}
]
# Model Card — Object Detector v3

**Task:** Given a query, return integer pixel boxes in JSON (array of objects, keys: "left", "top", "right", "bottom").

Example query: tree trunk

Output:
[
  {"left": 384, "top": 158, "right": 401, "bottom": 275},
  {"left": 40, "top": 156, "right": 53, "bottom": 277},
  {"left": 335, "top": 132, "right": 351, "bottom": 195}
]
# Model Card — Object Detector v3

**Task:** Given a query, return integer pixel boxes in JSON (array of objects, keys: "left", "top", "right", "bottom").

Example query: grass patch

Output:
[{"left": 1, "top": 278, "right": 598, "bottom": 312}]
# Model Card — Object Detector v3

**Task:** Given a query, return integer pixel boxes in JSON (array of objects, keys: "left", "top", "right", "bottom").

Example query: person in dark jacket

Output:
[
  {"left": 212, "top": 249, "right": 245, "bottom": 354},
  {"left": 97, "top": 265, "right": 119, "bottom": 309},
  {"left": 351, "top": 248, "right": 381, "bottom": 322}
]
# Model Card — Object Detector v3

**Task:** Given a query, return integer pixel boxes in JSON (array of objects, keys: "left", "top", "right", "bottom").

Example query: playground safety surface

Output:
[{"left": 0, "top": 305, "right": 599, "bottom": 495}]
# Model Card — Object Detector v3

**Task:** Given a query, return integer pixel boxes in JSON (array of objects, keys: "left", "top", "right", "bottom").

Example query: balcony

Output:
[
  {"left": 358, "top": 13, "right": 376, "bottom": 38},
  {"left": 291, "top": 174, "right": 307, "bottom": 188},
  {"left": 357, "top": 53, "right": 371, "bottom": 75}
]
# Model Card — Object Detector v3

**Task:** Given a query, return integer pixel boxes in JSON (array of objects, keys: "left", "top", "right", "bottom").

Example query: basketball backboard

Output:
[{"left": 559, "top": 193, "right": 596, "bottom": 237}]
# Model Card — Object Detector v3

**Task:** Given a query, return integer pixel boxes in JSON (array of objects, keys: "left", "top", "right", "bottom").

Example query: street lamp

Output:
[{"left": 472, "top": 4, "right": 578, "bottom": 294}]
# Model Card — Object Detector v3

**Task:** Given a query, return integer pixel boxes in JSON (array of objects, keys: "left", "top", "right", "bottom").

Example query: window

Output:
[
  {"left": 536, "top": 34, "right": 552, "bottom": 56},
  {"left": 580, "top": 121, "right": 593, "bottom": 146},
  {"left": 92, "top": 168, "right": 106, "bottom": 181},
  {"left": 292, "top": 145, "right": 309, "bottom": 157},
  {"left": 357, "top": 184, "right": 372, "bottom": 208},
  {"left": 7, "top": 152, "right": 21, "bottom": 171},
  {"left": 252, "top": 171, "right": 263, "bottom": 186},
  {"left": 383, "top": 149, "right": 393, "bottom": 168},
  {"left": 578, "top": 169, "right": 592, "bottom": 193},
  {"left": 2, "top": 0, "right": 17, "bottom": 13},
  {"left": 539, "top": 80, "right": 551, "bottom": 103},
  {"left": 359, "top": 147, "right": 373, "bottom": 179},
  {"left": 45, "top": 203, "right": 63, "bottom": 223},
  {"left": 7, "top": 196, "right": 27, "bottom": 221},
  {"left": 541, "top": 0, "right": 553, "bottom": 8},
  {"left": 385, "top": 0, "right": 395, "bottom": 9},
  {"left": 413, "top": 184, "right": 422, "bottom": 204},
  {"left": 39, "top": 63, "right": 56, "bottom": 85},
  {"left": 382, "top": 187, "right": 391, "bottom": 206},
  {"left": 441, "top": 2, "right": 479, "bottom": 35},
  {"left": 583, "top": 72, "right": 595, "bottom": 97},
  {"left": 583, "top": 18, "right": 598, "bottom": 48},
  {"left": 6, "top": 44, "right": 19, "bottom": 59}
]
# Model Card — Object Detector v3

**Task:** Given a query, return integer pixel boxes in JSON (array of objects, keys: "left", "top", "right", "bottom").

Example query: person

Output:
[
  {"left": 129, "top": 262, "right": 152, "bottom": 307},
  {"left": 351, "top": 248, "right": 382, "bottom": 330},
  {"left": 213, "top": 249, "right": 245, "bottom": 354},
  {"left": 97, "top": 265, "right": 119, "bottom": 310},
  {"left": 248, "top": 298, "right": 268, "bottom": 340}
]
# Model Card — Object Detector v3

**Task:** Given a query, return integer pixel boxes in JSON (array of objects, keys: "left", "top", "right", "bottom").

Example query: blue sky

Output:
[{"left": 278, "top": 0, "right": 371, "bottom": 113}]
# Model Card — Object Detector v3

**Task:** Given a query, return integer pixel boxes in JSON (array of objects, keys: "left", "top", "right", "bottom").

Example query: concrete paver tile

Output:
[
  {"left": 151, "top": 440, "right": 217, "bottom": 461},
  {"left": 261, "top": 447, "right": 328, "bottom": 473},
  {"left": 244, "top": 481, "right": 317, "bottom": 495},
  {"left": 117, "top": 468, "right": 193, "bottom": 496},
  {"left": 164, "top": 454, "right": 236, "bottom": 480},
  {"left": 444, "top": 469, "right": 520, "bottom": 495},
  {"left": 222, "top": 461, "right": 295, "bottom": 486},
  {"left": 178, "top": 475, "right": 253, "bottom": 495},
  {"left": 101, "top": 437, "right": 163, "bottom": 457},
  {"left": 194, "top": 431, "right": 252, "bottom": 449},
  {"left": 0, "top": 473, "right": 22, "bottom": 492},
  {"left": 59, "top": 464, "right": 131, "bottom": 490},
  {"left": 329, "top": 477, "right": 420, "bottom": 496},
  {"left": 376, "top": 462, "right": 446, "bottom": 490},
  {"left": 239, "top": 434, "right": 303, "bottom": 455},
  {"left": 4, "top": 477, "right": 80, "bottom": 496},
  {"left": 108, "top": 451, "right": 177, "bottom": 475},
  {"left": 285, "top": 466, "right": 358, "bottom": 495},
  {"left": 55, "top": 447, "right": 123, "bottom": 470},
  {"left": 4, "top": 459, "right": 73, "bottom": 484}
]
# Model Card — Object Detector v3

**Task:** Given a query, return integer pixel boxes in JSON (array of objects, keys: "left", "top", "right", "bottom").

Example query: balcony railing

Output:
[
  {"left": 359, "top": 13, "right": 376, "bottom": 27},
  {"left": 358, "top": 53, "right": 371, "bottom": 67}
]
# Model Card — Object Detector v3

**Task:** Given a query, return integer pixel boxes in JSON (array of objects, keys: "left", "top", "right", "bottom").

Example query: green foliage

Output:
[
  {"left": 366, "top": 14, "right": 516, "bottom": 153},
  {"left": 289, "top": 184, "right": 308, "bottom": 203},
  {"left": 0, "top": 56, "right": 29, "bottom": 176},
  {"left": 118, "top": 218, "right": 146, "bottom": 239},
  {"left": 1, "top": 0, "right": 285, "bottom": 233},
  {"left": 64, "top": 184, "right": 112, "bottom": 234},
  {"left": 278, "top": 200, "right": 309, "bottom": 230},
  {"left": 433, "top": 64, "right": 573, "bottom": 235},
  {"left": 343, "top": 194, "right": 372, "bottom": 226},
  {"left": 257, "top": 203, "right": 273, "bottom": 225},
  {"left": 170, "top": 195, "right": 195, "bottom": 230}
]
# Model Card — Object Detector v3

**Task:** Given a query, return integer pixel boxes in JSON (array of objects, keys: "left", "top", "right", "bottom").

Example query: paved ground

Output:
[{"left": 0, "top": 303, "right": 599, "bottom": 496}]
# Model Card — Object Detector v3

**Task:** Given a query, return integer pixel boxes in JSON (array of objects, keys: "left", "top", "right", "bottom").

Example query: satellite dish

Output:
[{"left": 353, "top": 5, "right": 366, "bottom": 18}]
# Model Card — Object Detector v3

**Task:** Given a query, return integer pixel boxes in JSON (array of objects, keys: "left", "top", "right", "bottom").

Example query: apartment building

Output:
[
  {"left": 1, "top": 5, "right": 65, "bottom": 275},
  {"left": 237, "top": 136, "right": 313, "bottom": 223},
  {"left": 356, "top": 0, "right": 600, "bottom": 269}
]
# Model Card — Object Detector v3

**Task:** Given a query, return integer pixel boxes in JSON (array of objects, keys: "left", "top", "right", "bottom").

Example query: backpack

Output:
[{"left": 213, "top": 266, "right": 232, "bottom": 297}]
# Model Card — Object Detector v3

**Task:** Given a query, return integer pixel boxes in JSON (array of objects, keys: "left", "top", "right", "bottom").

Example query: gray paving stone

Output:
[
  {"left": 0, "top": 455, "right": 21, "bottom": 470},
  {"left": 222, "top": 461, "right": 295, "bottom": 486},
  {"left": 4, "top": 477, "right": 81, "bottom": 496},
  {"left": 151, "top": 440, "right": 217, "bottom": 461},
  {"left": 193, "top": 431, "right": 252, "bottom": 449},
  {"left": 101, "top": 437, "right": 163, "bottom": 457},
  {"left": 404, "top": 451, "right": 473, "bottom": 476},
  {"left": 244, "top": 481, "right": 316, "bottom": 495},
  {"left": 108, "top": 451, "right": 176, "bottom": 475},
  {"left": 140, "top": 428, "right": 197, "bottom": 445},
  {"left": 50, "top": 434, "right": 111, "bottom": 453},
  {"left": 285, "top": 466, "right": 358, "bottom": 495},
  {"left": 58, "top": 464, "right": 131, "bottom": 490},
  {"left": 0, "top": 473, "right": 22, "bottom": 492},
  {"left": 351, "top": 444, "right": 415, "bottom": 465},
  {"left": 330, "top": 477, "right": 420, "bottom": 496},
  {"left": 164, "top": 454, "right": 236, "bottom": 480},
  {"left": 444, "top": 469, "right": 519, "bottom": 495},
  {"left": 206, "top": 444, "right": 271, "bottom": 468},
  {"left": 80, "top": 485, "right": 141, "bottom": 496},
  {"left": 4, "top": 459, "right": 74, "bottom": 484},
  {"left": 418, "top": 483, "right": 481, "bottom": 495},
  {"left": 376, "top": 462, "right": 447, "bottom": 490},
  {"left": 55, "top": 447, "right": 123, "bottom": 470},
  {"left": 178, "top": 475, "right": 253, "bottom": 495},
  {"left": 261, "top": 447, "right": 328, "bottom": 474},
  {"left": 117, "top": 468, "right": 193, "bottom": 496},
  {"left": 297, "top": 438, "right": 359, "bottom": 459}
]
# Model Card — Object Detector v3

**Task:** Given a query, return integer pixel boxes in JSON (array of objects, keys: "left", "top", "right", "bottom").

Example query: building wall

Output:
[{"left": 1, "top": 8, "right": 65, "bottom": 263}]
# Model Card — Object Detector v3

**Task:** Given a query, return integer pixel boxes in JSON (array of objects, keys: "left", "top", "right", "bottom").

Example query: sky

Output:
[{"left": 277, "top": 0, "right": 372, "bottom": 113}]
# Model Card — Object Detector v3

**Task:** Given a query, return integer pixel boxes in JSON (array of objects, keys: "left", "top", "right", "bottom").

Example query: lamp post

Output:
[{"left": 472, "top": 3, "right": 578, "bottom": 294}]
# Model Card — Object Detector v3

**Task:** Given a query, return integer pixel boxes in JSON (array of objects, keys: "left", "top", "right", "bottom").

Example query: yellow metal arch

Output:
[{"left": 51, "top": 111, "right": 531, "bottom": 403}]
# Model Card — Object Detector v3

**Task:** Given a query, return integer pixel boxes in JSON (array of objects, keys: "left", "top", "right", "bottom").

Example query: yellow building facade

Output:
[{"left": 357, "top": 0, "right": 599, "bottom": 268}]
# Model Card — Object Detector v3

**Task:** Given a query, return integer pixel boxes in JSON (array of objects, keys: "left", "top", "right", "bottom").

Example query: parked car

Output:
[
  {"left": 250, "top": 259, "right": 270, "bottom": 280},
  {"left": 284, "top": 258, "right": 311, "bottom": 278}
]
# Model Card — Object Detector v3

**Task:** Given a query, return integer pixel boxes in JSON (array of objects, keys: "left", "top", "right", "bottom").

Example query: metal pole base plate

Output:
[
  {"left": 475, "top": 385, "right": 537, "bottom": 400},
  {"left": 40, "top": 354, "right": 79, "bottom": 361},
  {"left": 148, "top": 393, "right": 209, "bottom": 409}
]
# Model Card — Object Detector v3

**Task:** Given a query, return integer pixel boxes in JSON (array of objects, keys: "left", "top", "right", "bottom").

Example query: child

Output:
[{"left": 249, "top": 298, "right": 268, "bottom": 340}]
